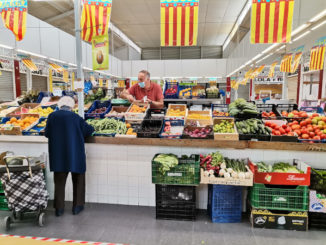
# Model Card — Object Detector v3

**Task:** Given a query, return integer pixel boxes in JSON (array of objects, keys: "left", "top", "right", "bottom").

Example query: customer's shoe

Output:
[
  {"left": 72, "top": 205, "right": 84, "bottom": 215},
  {"left": 55, "top": 209, "right": 64, "bottom": 217}
]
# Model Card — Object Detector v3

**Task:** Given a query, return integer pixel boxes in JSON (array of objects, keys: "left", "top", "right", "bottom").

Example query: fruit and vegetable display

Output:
[
  {"left": 236, "top": 119, "right": 270, "bottom": 135},
  {"left": 87, "top": 118, "right": 127, "bottom": 135},
  {"left": 206, "top": 86, "right": 219, "bottom": 97},
  {"left": 286, "top": 115, "right": 326, "bottom": 141},
  {"left": 160, "top": 121, "right": 183, "bottom": 137},
  {"left": 183, "top": 126, "right": 212, "bottom": 138},
  {"left": 228, "top": 99, "right": 258, "bottom": 117},
  {"left": 212, "top": 110, "right": 230, "bottom": 117},
  {"left": 166, "top": 108, "right": 186, "bottom": 117},
  {"left": 17, "top": 90, "right": 39, "bottom": 104},
  {"left": 128, "top": 104, "right": 147, "bottom": 113},
  {"left": 36, "top": 119, "right": 47, "bottom": 128},
  {"left": 264, "top": 121, "right": 295, "bottom": 136},
  {"left": 152, "top": 154, "right": 198, "bottom": 185},
  {"left": 262, "top": 111, "right": 277, "bottom": 118},
  {"left": 0, "top": 107, "right": 18, "bottom": 117},
  {"left": 9, "top": 107, "right": 29, "bottom": 116},
  {"left": 164, "top": 86, "right": 178, "bottom": 97},
  {"left": 200, "top": 152, "right": 251, "bottom": 179},
  {"left": 84, "top": 88, "right": 105, "bottom": 104},
  {"left": 255, "top": 161, "right": 303, "bottom": 173},
  {"left": 90, "top": 107, "right": 107, "bottom": 114},
  {"left": 179, "top": 88, "right": 192, "bottom": 98},
  {"left": 192, "top": 89, "right": 205, "bottom": 98},
  {"left": 29, "top": 107, "right": 54, "bottom": 117},
  {"left": 5, "top": 116, "right": 38, "bottom": 130},
  {"left": 281, "top": 110, "right": 308, "bottom": 118},
  {"left": 187, "top": 112, "right": 211, "bottom": 120},
  {"left": 138, "top": 120, "right": 163, "bottom": 137},
  {"left": 213, "top": 120, "right": 235, "bottom": 133},
  {"left": 311, "top": 168, "right": 326, "bottom": 192}
]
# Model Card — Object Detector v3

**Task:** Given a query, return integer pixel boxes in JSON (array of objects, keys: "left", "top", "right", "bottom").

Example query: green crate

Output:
[
  {"left": 0, "top": 195, "right": 9, "bottom": 211},
  {"left": 0, "top": 181, "right": 3, "bottom": 194},
  {"left": 250, "top": 183, "right": 309, "bottom": 211},
  {"left": 152, "top": 154, "right": 200, "bottom": 186}
]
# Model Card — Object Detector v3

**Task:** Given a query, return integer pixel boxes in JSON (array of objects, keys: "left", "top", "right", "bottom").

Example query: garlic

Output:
[
  {"left": 245, "top": 172, "right": 251, "bottom": 179},
  {"left": 224, "top": 172, "right": 231, "bottom": 178},
  {"left": 219, "top": 169, "right": 226, "bottom": 177},
  {"left": 220, "top": 162, "right": 226, "bottom": 169},
  {"left": 238, "top": 172, "right": 245, "bottom": 179},
  {"left": 227, "top": 168, "right": 233, "bottom": 173},
  {"left": 231, "top": 172, "right": 239, "bottom": 179}
]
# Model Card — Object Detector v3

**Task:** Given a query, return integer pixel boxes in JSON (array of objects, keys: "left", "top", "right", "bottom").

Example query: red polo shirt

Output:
[{"left": 128, "top": 82, "right": 164, "bottom": 108}]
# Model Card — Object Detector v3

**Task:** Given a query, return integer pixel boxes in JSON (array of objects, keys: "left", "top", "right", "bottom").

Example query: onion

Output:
[
  {"left": 220, "top": 162, "right": 226, "bottom": 169},
  {"left": 245, "top": 172, "right": 251, "bottom": 179},
  {"left": 231, "top": 172, "right": 238, "bottom": 179},
  {"left": 219, "top": 169, "right": 226, "bottom": 177},
  {"left": 227, "top": 168, "right": 233, "bottom": 173},
  {"left": 238, "top": 172, "right": 245, "bottom": 179},
  {"left": 224, "top": 172, "right": 231, "bottom": 178}
]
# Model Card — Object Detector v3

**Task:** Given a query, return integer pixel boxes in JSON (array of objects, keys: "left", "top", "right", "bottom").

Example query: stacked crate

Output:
[
  {"left": 0, "top": 181, "right": 9, "bottom": 211},
  {"left": 249, "top": 160, "right": 310, "bottom": 231},
  {"left": 152, "top": 154, "right": 200, "bottom": 221}
]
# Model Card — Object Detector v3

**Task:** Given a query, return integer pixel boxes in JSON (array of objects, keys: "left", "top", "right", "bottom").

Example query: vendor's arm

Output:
[
  {"left": 121, "top": 88, "right": 135, "bottom": 103},
  {"left": 148, "top": 98, "right": 164, "bottom": 109}
]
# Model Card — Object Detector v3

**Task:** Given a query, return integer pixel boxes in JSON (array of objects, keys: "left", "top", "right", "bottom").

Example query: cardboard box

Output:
[
  {"left": 309, "top": 190, "right": 326, "bottom": 213},
  {"left": 251, "top": 209, "right": 308, "bottom": 231}
]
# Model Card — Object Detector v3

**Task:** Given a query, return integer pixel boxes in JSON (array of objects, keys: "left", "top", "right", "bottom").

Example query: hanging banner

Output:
[
  {"left": 268, "top": 61, "right": 278, "bottom": 78},
  {"left": 0, "top": 0, "right": 27, "bottom": 41},
  {"left": 250, "top": 65, "right": 265, "bottom": 79},
  {"left": 251, "top": 0, "right": 294, "bottom": 44},
  {"left": 71, "top": 72, "right": 75, "bottom": 90},
  {"left": 245, "top": 68, "right": 254, "bottom": 79},
  {"left": 49, "top": 68, "right": 53, "bottom": 92},
  {"left": 81, "top": 0, "right": 112, "bottom": 42},
  {"left": 92, "top": 34, "right": 109, "bottom": 70},
  {"left": 160, "top": 0, "right": 199, "bottom": 47},
  {"left": 22, "top": 59, "right": 38, "bottom": 71},
  {"left": 106, "top": 79, "right": 110, "bottom": 88},
  {"left": 309, "top": 37, "right": 326, "bottom": 71},
  {"left": 291, "top": 52, "right": 303, "bottom": 73},
  {"left": 239, "top": 78, "right": 248, "bottom": 85},
  {"left": 49, "top": 63, "right": 64, "bottom": 73},
  {"left": 63, "top": 70, "right": 69, "bottom": 82},
  {"left": 99, "top": 78, "right": 103, "bottom": 87},
  {"left": 280, "top": 54, "right": 292, "bottom": 72}
]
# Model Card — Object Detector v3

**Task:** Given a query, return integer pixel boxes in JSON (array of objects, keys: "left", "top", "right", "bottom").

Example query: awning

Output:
[
  {"left": 22, "top": 59, "right": 38, "bottom": 71},
  {"left": 49, "top": 63, "right": 64, "bottom": 73}
]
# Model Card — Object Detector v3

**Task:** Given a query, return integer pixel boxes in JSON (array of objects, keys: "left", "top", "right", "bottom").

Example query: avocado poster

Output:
[{"left": 92, "top": 34, "right": 109, "bottom": 70}]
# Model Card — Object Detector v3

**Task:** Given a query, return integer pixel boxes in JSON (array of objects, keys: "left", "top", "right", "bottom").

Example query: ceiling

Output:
[{"left": 28, "top": 0, "right": 247, "bottom": 49}]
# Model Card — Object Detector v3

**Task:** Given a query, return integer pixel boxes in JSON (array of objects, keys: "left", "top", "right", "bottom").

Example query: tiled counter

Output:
[{"left": 0, "top": 136, "right": 325, "bottom": 209}]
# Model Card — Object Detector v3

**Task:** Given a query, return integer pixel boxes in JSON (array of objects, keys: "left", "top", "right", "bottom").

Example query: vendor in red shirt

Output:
[{"left": 121, "top": 70, "right": 164, "bottom": 109}]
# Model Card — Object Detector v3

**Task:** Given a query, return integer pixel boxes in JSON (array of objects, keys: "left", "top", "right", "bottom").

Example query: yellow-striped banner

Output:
[
  {"left": 160, "top": 0, "right": 199, "bottom": 46},
  {"left": 251, "top": 0, "right": 294, "bottom": 44},
  {"left": 268, "top": 61, "right": 278, "bottom": 78},
  {"left": 280, "top": 54, "right": 292, "bottom": 72},
  {"left": 309, "top": 46, "right": 326, "bottom": 71},
  {"left": 291, "top": 52, "right": 302, "bottom": 73},
  {"left": 22, "top": 59, "right": 38, "bottom": 71}
]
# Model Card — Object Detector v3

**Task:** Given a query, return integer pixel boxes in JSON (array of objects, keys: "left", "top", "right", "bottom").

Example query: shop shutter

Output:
[
  {"left": 202, "top": 46, "right": 223, "bottom": 59},
  {"left": 32, "top": 75, "right": 47, "bottom": 91},
  {"left": 20, "top": 73, "right": 27, "bottom": 93},
  {"left": 0, "top": 70, "right": 14, "bottom": 101},
  {"left": 180, "top": 47, "right": 201, "bottom": 59},
  {"left": 141, "top": 48, "right": 160, "bottom": 60},
  {"left": 161, "top": 47, "right": 180, "bottom": 60}
]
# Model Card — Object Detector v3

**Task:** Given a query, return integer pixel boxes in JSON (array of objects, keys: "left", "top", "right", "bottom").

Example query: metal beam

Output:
[
  {"left": 47, "top": 1, "right": 68, "bottom": 13},
  {"left": 45, "top": 9, "right": 74, "bottom": 22}
]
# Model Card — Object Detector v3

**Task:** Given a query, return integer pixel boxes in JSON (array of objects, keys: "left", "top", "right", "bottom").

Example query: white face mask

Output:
[{"left": 138, "top": 82, "right": 145, "bottom": 88}]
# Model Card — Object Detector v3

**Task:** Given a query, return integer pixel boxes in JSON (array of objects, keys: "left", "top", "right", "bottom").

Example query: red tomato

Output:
[
  {"left": 307, "top": 127, "right": 313, "bottom": 132},
  {"left": 282, "top": 124, "right": 287, "bottom": 129},
  {"left": 321, "top": 134, "right": 326, "bottom": 140},
  {"left": 279, "top": 128, "right": 286, "bottom": 135},
  {"left": 285, "top": 127, "right": 291, "bottom": 133},
  {"left": 322, "top": 117, "right": 326, "bottom": 123},
  {"left": 313, "top": 125, "right": 319, "bottom": 130},
  {"left": 288, "top": 132, "right": 294, "bottom": 136},
  {"left": 306, "top": 119, "right": 312, "bottom": 125},
  {"left": 317, "top": 131, "right": 323, "bottom": 136},
  {"left": 300, "top": 112, "right": 308, "bottom": 118},
  {"left": 272, "top": 129, "right": 276, "bottom": 135},
  {"left": 302, "top": 134, "right": 309, "bottom": 139},
  {"left": 275, "top": 131, "right": 281, "bottom": 136},
  {"left": 313, "top": 136, "right": 321, "bottom": 140},
  {"left": 293, "top": 121, "right": 299, "bottom": 125},
  {"left": 294, "top": 130, "right": 301, "bottom": 136},
  {"left": 312, "top": 113, "right": 319, "bottom": 118},
  {"left": 309, "top": 132, "right": 315, "bottom": 138},
  {"left": 265, "top": 121, "right": 271, "bottom": 127},
  {"left": 315, "top": 129, "right": 321, "bottom": 134},
  {"left": 288, "top": 122, "right": 293, "bottom": 127},
  {"left": 301, "top": 129, "right": 308, "bottom": 135},
  {"left": 292, "top": 125, "right": 300, "bottom": 130},
  {"left": 300, "top": 121, "right": 307, "bottom": 127}
]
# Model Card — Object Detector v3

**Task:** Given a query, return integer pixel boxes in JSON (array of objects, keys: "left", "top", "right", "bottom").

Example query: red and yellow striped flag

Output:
[
  {"left": 22, "top": 59, "right": 38, "bottom": 71},
  {"left": 291, "top": 52, "right": 302, "bottom": 73},
  {"left": 309, "top": 46, "right": 326, "bottom": 71},
  {"left": 160, "top": 0, "right": 199, "bottom": 47},
  {"left": 268, "top": 61, "right": 278, "bottom": 78},
  {"left": 49, "top": 63, "right": 64, "bottom": 73},
  {"left": 0, "top": 0, "right": 27, "bottom": 41},
  {"left": 81, "top": 0, "right": 112, "bottom": 42},
  {"left": 251, "top": 0, "right": 294, "bottom": 44},
  {"left": 250, "top": 65, "right": 265, "bottom": 79},
  {"left": 280, "top": 54, "right": 292, "bottom": 72}
]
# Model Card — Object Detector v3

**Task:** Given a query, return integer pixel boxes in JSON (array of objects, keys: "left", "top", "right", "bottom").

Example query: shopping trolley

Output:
[{"left": 0, "top": 155, "right": 49, "bottom": 231}]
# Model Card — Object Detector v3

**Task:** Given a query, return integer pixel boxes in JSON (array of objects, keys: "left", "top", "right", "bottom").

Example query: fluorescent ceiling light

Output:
[
  {"left": 262, "top": 43, "right": 279, "bottom": 54},
  {"left": 83, "top": 67, "right": 92, "bottom": 71},
  {"left": 16, "top": 49, "right": 47, "bottom": 59},
  {"left": 251, "top": 53, "right": 263, "bottom": 61},
  {"left": 276, "top": 45, "right": 286, "bottom": 52},
  {"left": 310, "top": 9, "right": 326, "bottom": 22},
  {"left": 311, "top": 20, "right": 326, "bottom": 30},
  {"left": 49, "top": 57, "right": 67, "bottom": 64},
  {"left": 68, "top": 63, "right": 77, "bottom": 67},
  {"left": 0, "top": 44, "right": 13, "bottom": 49},
  {"left": 292, "top": 24, "right": 309, "bottom": 36},
  {"left": 293, "top": 31, "right": 310, "bottom": 42}
]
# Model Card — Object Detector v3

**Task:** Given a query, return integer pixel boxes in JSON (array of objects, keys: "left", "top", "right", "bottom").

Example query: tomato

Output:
[
  {"left": 282, "top": 124, "right": 287, "bottom": 129},
  {"left": 312, "top": 113, "right": 319, "bottom": 118},
  {"left": 275, "top": 131, "right": 281, "bottom": 136},
  {"left": 279, "top": 128, "right": 286, "bottom": 135},
  {"left": 292, "top": 125, "right": 300, "bottom": 130},
  {"left": 288, "top": 122, "right": 293, "bottom": 127},
  {"left": 309, "top": 141, "right": 315, "bottom": 144},
  {"left": 309, "top": 132, "right": 315, "bottom": 138},
  {"left": 288, "top": 132, "right": 294, "bottom": 136},
  {"left": 307, "top": 127, "right": 313, "bottom": 132},
  {"left": 317, "top": 131, "right": 323, "bottom": 136},
  {"left": 306, "top": 119, "right": 312, "bottom": 125},
  {"left": 265, "top": 121, "right": 271, "bottom": 127},
  {"left": 301, "top": 129, "right": 308, "bottom": 135},
  {"left": 324, "top": 125, "right": 326, "bottom": 130},
  {"left": 285, "top": 127, "right": 291, "bottom": 133},
  {"left": 321, "top": 134, "right": 326, "bottom": 140},
  {"left": 293, "top": 121, "right": 299, "bottom": 125},
  {"left": 322, "top": 117, "right": 326, "bottom": 123},
  {"left": 272, "top": 130, "right": 276, "bottom": 135},
  {"left": 302, "top": 134, "right": 309, "bottom": 139},
  {"left": 300, "top": 121, "right": 307, "bottom": 127},
  {"left": 315, "top": 129, "right": 321, "bottom": 134},
  {"left": 313, "top": 136, "right": 321, "bottom": 140},
  {"left": 300, "top": 112, "right": 308, "bottom": 118},
  {"left": 294, "top": 130, "right": 301, "bottom": 136}
]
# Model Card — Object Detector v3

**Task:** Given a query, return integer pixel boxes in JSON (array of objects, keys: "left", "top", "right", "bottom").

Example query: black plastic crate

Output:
[
  {"left": 270, "top": 135, "right": 298, "bottom": 142},
  {"left": 257, "top": 104, "right": 281, "bottom": 119},
  {"left": 309, "top": 212, "right": 326, "bottom": 230},
  {"left": 85, "top": 100, "right": 112, "bottom": 119},
  {"left": 137, "top": 119, "right": 163, "bottom": 138},
  {"left": 156, "top": 185, "right": 196, "bottom": 221},
  {"left": 239, "top": 134, "right": 271, "bottom": 141},
  {"left": 145, "top": 108, "right": 166, "bottom": 120}
]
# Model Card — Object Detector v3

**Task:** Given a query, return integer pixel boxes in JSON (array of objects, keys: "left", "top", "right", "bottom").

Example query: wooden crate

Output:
[
  {"left": 213, "top": 117, "right": 239, "bottom": 141},
  {"left": 200, "top": 168, "right": 253, "bottom": 186},
  {"left": 125, "top": 102, "right": 149, "bottom": 121},
  {"left": 165, "top": 104, "right": 187, "bottom": 120},
  {"left": 0, "top": 125, "right": 22, "bottom": 135},
  {"left": 185, "top": 118, "right": 213, "bottom": 127}
]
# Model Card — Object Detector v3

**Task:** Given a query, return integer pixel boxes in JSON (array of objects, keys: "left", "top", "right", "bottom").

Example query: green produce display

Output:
[
  {"left": 236, "top": 119, "right": 271, "bottom": 135},
  {"left": 152, "top": 154, "right": 200, "bottom": 185},
  {"left": 228, "top": 98, "right": 258, "bottom": 116},
  {"left": 256, "top": 161, "right": 303, "bottom": 173},
  {"left": 213, "top": 120, "right": 235, "bottom": 133},
  {"left": 84, "top": 88, "right": 105, "bottom": 104},
  {"left": 87, "top": 118, "right": 127, "bottom": 135},
  {"left": 311, "top": 169, "right": 326, "bottom": 192}
]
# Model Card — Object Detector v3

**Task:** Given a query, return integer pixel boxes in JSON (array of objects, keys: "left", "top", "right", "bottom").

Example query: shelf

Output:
[{"left": 164, "top": 98, "right": 223, "bottom": 103}]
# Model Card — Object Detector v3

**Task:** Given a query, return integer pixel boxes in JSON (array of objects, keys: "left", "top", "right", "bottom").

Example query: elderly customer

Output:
[{"left": 45, "top": 96, "right": 94, "bottom": 217}]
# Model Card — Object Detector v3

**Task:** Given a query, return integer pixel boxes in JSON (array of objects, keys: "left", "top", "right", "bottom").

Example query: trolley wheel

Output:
[
  {"left": 4, "top": 216, "right": 11, "bottom": 231},
  {"left": 38, "top": 212, "right": 45, "bottom": 227}
]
